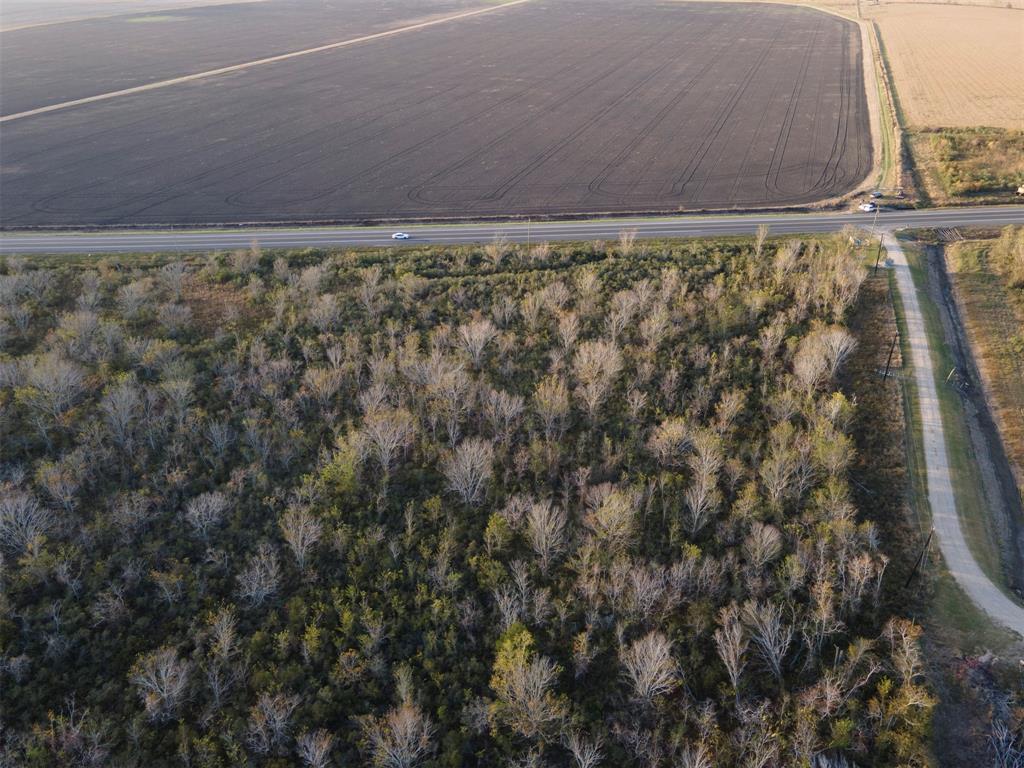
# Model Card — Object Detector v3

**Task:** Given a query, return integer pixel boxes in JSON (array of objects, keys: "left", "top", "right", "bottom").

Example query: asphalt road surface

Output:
[{"left": 1, "top": 205, "right": 1022, "bottom": 255}]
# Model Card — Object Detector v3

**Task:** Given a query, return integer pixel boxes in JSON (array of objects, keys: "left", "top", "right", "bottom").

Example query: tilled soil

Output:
[{"left": 0, "top": 0, "right": 872, "bottom": 226}]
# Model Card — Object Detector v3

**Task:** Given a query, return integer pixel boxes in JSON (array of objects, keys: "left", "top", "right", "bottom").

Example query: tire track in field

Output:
[
  {"left": 408, "top": 15, "right": 694, "bottom": 206},
  {"left": 31, "top": 79, "right": 469, "bottom": 215},
  {"left": 402, "top": 28, "right": 680, "bottom": 207},
  {"left": 0, "top": 0, "right": 534, "bottom": 122},
  {"left": 212, "top": 26, "right": 582, "bottom": 209},
  {"left": 674, "top": 19, "right": 785, "bottom": 200},
  {"left": 692, "top": 25, "right": 799, "bottom": 204},
  {"left": 22, "top": 29, "right": 472, "bottom": 202},
  {"left": 670, "top": 20, "right": 784, "bottom": 198},
  {"left": 763, "top": 15, "right": 823, "bottom": 198},
  {"left": 807, "top": 24, "right": 851, "bottom": 195},
  {"left": 30, "top": 17, "right": 583, "bottom": 219},
  {"left": 582, "top": 18, "right": 732, "bottom": 203},
  {"left": 824, "top": 24, "right": 868, "bottom": 193},
  {"left": 271, "top": 39, "right": 631, "bottom": 208},
  {"left": 807, "top": 23, "right": 857, "bottom": 197},
  {"left": 300, "top": 48, "right": 626, "bottom": 207},
  {"left": 27, "top": 24, "right": 535, "bottom": 217},
  {"left": 474, "top": 23, "right": 696, "bottom": 206},
  {"left": 720, "top": 16, "right": 820, "bottom": 204},
  {"left": 27, "top": 58, "right": 476, "bottom": 216}
]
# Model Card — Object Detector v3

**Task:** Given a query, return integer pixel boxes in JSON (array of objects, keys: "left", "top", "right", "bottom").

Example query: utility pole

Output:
[
  {"left": 904, "top": 528, "right": 934, "bottom": 588},
  {"left": 873, "top": 236, "right": 885, "bottom": 275},
  {"left": 882, "top": 333, "right": 898, "bottom": 379},
  {"left": 527, "top": 217, "right": 531, "bottom": 250}
]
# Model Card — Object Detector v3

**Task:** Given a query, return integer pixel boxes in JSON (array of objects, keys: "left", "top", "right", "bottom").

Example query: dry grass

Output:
[
  {"left": 945, "top": 237, "right": 1024, "bottom": 499},
  {"left": 866, "top": 5, "right": 1024, "bottom": 130}
]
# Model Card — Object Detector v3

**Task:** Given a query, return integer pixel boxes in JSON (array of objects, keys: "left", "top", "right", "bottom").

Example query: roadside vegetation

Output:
[
  {"left": 887, "top": 230, "right": 1024, "bottom": 766},
  {"left": 945, "top": 226, "right": 1024, "bottom": 498},
  {"left": 912, "top": 129, "right": 1024, "bottom": 205},
  {"left": 0, "top": 235, "right": 934, "bottom": 766}
]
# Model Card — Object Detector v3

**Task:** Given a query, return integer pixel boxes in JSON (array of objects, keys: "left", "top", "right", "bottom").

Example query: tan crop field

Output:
[{"left": 867, "top": 5, "right": 1024, "bottom": 130}]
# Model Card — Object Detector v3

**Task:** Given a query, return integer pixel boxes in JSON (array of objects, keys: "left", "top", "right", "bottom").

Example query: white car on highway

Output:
[
  {"left": 858, "top": 202, "right": 877, "bottom": 212},
  {"left": 391, "top": 232, "right": 410, "bottom": 240}
]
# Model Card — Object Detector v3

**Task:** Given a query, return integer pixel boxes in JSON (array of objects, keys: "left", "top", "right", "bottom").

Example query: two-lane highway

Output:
[{"left": 1, "top": 206, "right": 1021, "bottom": 254}]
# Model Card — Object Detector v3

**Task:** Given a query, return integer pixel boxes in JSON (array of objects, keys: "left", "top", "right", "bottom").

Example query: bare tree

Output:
[
  {"left": 818, "top": 326, "right": 857, "bottom": 380},
  {"left": 584, "top": 487, "right": 637, "bottom": 553},
  {"left": 35, "top": 451, "right": 85, "bottom": 514},
  {"left": 237, "top": 542, "right": 281, "bottom": 607},
  {"left": 303, "top": 366, "right": 343, "bottom": 410},
  {"left": 205, "top": 418, "right": 235, "bottom": 461},
  {"left": 794, "top": 326, "right": 856, "bottom": 393},
  {"left": 742, "top": 600, "right": 792, "bottom": 684},
  {"left": 361, "top": 689, "right": 435, "bottom": 768},
  {"left": 458, "top": 318, "right": 498, "bottom": 368},
  {"left": 280, "top": 506, "right": 323, "bottom": 575},
  {"left": 573, "top": 339, "right": 623, "bottom": 421},
  {"left": 620, "top": 631, "right": 679, "bottom": 704},
  {"left": 525, "top": 500, "right": 567, "bottom": 576},
  {"left": 307, "top": 293, "right": 340, "bottom": 333},
  {"left": 209, "top": 607, "right": 239, "bottom": 664},
  {"left": 247, "top": 692, "right": 300, "bottom": 755},
  {"left": 557, "top": 310, "right": 580, "bottom": 351},
  {"left": 117, "top": 279, "right": 153, "bottom": 319},
  {"left": 564, "top": 731, "right": 604, "bottom": 768},
  {"left": 743, "top": 522, "right": 782, "bottom": 572},
  {"left": 0, "top": 488, "right": 53, "bottom": 554},
  {"left": 185, "top": 491, "right": 229, "bottom": 543},
  {"left": 100, "top": 377, "right": 140, "bottom": 452},
  {"left": 360, "top": 407, "right": 416, "bottom": 478},
  {"left": 23, "top": 352, "right": 86, "bottom": 430},
  {"left": 444, "top": 438, "right": 494, "bottom": 506},
  {"left": 156, "top": 302, "right": 192, "bottom": 335},
  {"left": 492, "top": 653, "right": 565, "bottom": 740},
  {"left": 683, "top": 475, "right": 720, "bottom": 537},
  {"left": 297, "top": 729, "right": 335, "bottom": 768},
  {"left": 647, "top": 417, "right": 691, "bottom": 467},
  {"left": 424, "top": 355, "right": 472, "bottom": 446},
  {"left": 605, "top": 290, "right": 639, "bottom": 343},
  {"left": 677, "top": 741, "right": 713, "bottom": 768},
  {"left": 159, "top": 261, "right": 188, "bottom": 300},
  {"left": 618, "top": 228, "right": 638, "bottom": 256},
  {"left": 759, "top": 448, "right": 797, "bottom": 509},
  {"left": 482, "top": 387, "right": 524, "bottom": 444},
  {"left": 639, "top": 305, "right": 669, "bottom": 351},
  {"left": 534, "top": 375, "right": 570, "bottom": 441},
  {"left": 131, "top": 647, "right": 191, "bottom": 722},
  {"left": 483, "top": 235, "right": 510, "bottom": 268},
  {"left": 755, "top": 223, "right": 770, "bottom": 259},
  {"left": 359, "top": 266, "right": 384, "bottom": 320},
  {"left": 714, "top": 603, "right": 748, "bottom": 707}
]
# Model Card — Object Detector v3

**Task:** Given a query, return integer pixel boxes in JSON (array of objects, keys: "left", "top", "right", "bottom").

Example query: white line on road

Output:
[
  {"left": 886, "top": 231, "right": 1024, "bottom": 636},
  {"left": 0, "top": 0, "right": 532, "bottom": 123}
]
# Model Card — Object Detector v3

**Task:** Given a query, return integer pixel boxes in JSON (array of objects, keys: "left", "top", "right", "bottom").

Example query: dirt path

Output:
[{"left": 887, "top": 232, "right": 1024, "bottom": 636}]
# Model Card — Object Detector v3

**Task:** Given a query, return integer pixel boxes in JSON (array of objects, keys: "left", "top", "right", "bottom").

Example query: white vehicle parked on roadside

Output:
[
  {"left": 391, "top": 232, "right": 410, "bottom": 240},
  {"left": 858, "top": 202, "right": 876, "bottom": 212}
]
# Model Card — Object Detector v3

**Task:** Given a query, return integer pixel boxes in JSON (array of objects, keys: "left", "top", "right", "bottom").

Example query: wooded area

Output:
[{"left": 0, "top": 235, "right": 932, "bottom": 766}]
